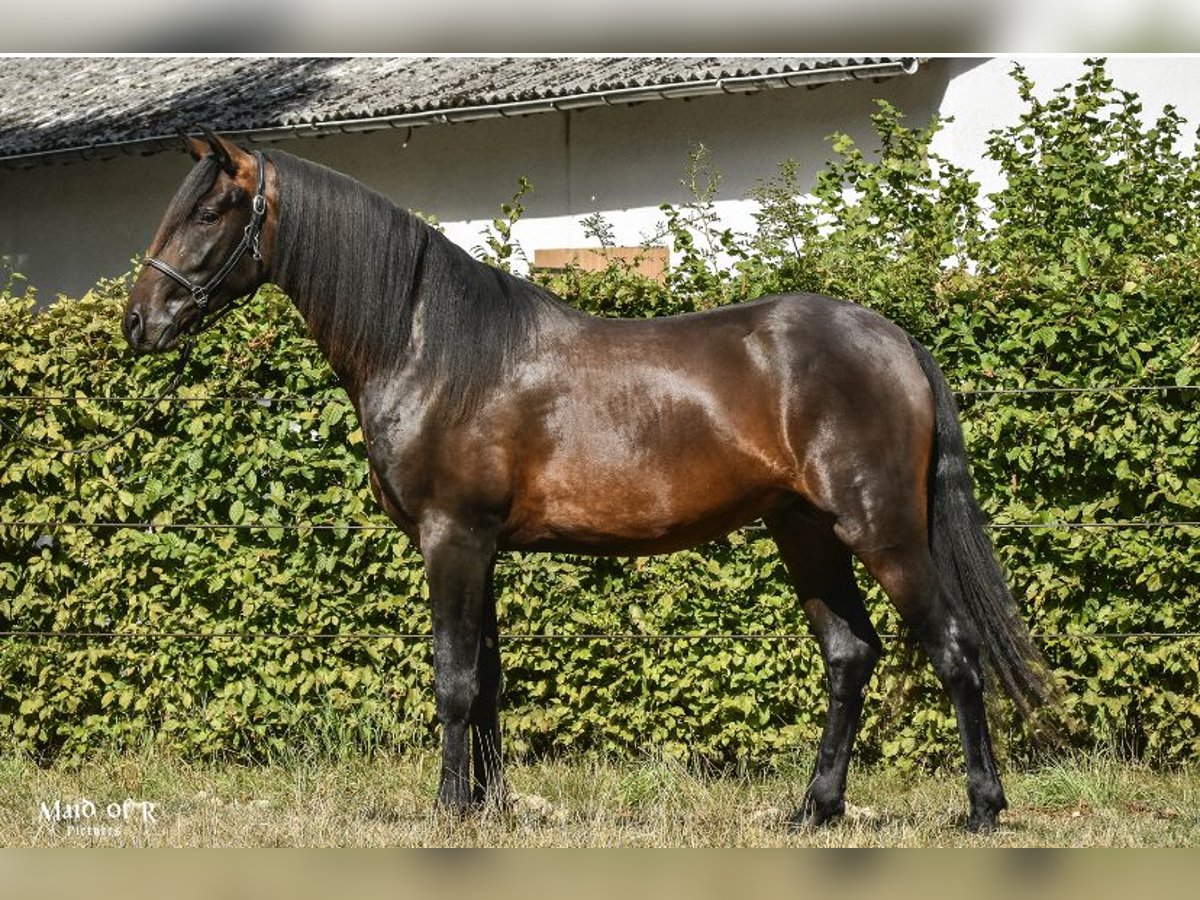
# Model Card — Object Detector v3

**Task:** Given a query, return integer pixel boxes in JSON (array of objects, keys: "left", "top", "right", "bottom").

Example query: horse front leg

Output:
[
  {"left": 471, "top": 584, "right": 505, "bottom": 807},
  {"left": 423, "top": 518, "right": 497, "bottom": 814}
]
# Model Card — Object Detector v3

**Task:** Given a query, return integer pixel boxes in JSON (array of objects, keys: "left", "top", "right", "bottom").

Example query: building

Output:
[{"left": 2, "top": 55, "right": 1198, "bottom": 300}]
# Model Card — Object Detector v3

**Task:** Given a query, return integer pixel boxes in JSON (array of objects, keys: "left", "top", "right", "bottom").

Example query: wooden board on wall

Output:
[{"left": 533, "top": 246, "right": 669, "bottom": 282}]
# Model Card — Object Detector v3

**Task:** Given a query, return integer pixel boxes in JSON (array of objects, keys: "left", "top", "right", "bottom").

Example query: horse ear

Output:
[
  {"left": 179, "top": 128, "right": 211, "bottom": 163},
  {"left": 199, "top": 126, "right": 239, "bottom": 176}
]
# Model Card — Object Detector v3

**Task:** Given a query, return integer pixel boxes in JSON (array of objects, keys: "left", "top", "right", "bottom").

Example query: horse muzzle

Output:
[{"left": 123, "top": 289, "right": 192, "bottom": 354}]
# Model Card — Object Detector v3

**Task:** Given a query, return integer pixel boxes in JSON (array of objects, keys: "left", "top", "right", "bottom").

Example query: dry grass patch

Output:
[{"left": 1, "top": 748, "right": 1197, "bottom": 847}]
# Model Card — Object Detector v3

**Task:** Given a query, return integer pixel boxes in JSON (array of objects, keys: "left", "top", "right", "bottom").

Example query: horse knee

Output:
[
  {"left": 434, "top": 660, "right": 479, "bottom": 725},
  {"left": 918, "top": 618, "right": 985, "bottom": 695},
  {"left": 824, "top": 636, "right": 880, "bottom": 701},
  {"left": 937, "top": 652, "right": 985, "bottom": 697}
]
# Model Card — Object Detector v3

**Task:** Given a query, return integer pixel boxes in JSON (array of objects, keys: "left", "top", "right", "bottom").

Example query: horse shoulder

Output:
[{"left": 361, "top": 385, "right": 527, "bottom": 542}]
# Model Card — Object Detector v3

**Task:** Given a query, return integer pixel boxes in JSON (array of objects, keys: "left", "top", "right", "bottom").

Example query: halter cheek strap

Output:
[{"left": 145, "top": 149, "right": 268, "bottom": 323}]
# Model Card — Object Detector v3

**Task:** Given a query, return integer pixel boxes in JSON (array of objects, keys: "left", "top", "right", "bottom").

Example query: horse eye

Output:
[{"left": 196, "top": 208, "right": 220, "bottom": 225}]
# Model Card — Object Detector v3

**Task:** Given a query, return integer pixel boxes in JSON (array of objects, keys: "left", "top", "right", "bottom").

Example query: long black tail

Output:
[{"left": 907, "top": 335, "right": 1054, "bottom": 720}]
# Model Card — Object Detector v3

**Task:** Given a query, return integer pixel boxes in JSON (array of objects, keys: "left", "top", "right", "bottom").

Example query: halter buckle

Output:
[
  {"left": 244, "top": 221, "right": 264, "bottom": 262},
  {"left": 191, "top": 285, "right": 210, "bottom": 310}
]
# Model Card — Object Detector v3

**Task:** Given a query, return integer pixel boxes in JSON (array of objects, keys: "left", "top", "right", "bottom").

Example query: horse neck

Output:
[
  {"left": 265, "top": 170, "right": 553, "bottom": 416},
  {"left": 264, "top": 183, "right": 431, "bottom": 396}
]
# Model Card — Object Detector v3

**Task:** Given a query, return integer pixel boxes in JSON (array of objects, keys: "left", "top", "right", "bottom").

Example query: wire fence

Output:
[
  {"left": 4, "top": 629, "right": 1200, "bottom": 643},
  {"left": 956, "top": 384, "right": 1200, "bottom": 397},
  {"left": 3, "top": 381, "right": 1197, "bottom": 646},
  {"left": 1, "top": 519, "right": 1198, "bottom": 533},
  {"left": 2, "top": 383, "right": 1199, "bottom": 406}
]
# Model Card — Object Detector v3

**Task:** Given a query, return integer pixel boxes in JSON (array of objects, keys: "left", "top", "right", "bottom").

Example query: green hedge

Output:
[{"left": 2, "top": 59, "right": 1198, "bottom": 767}]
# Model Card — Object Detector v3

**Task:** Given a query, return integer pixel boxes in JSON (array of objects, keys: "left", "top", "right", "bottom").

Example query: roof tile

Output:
[{"left": 0, "top": 56, "right": 910, "bottom": 161}]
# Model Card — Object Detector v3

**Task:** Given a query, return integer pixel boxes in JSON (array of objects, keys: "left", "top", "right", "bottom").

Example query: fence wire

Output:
[
  {"left": 2, "top": 629, "right": 1199, "bottom": 643},
  {"left": 2, "top": 383, "right": 1198, "bottom": 406},
  {"left": 1, "top": 519, "right": 1197, "bottom": 533}
]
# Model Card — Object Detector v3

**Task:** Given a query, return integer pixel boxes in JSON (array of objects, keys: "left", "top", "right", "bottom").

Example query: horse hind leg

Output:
[
  {"left": 851, "top": 534, "right": 1007, "bottom": 832},
  {"left": 766, "top": 509, "right": 882, "bottom": 828}
]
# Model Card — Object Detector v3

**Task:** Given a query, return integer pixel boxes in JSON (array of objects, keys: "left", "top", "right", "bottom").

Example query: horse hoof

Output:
[
  {"left": 966, "top": 812, "right": 999, "bottom": 833},
  {"left": 787, "top": 799, "right": 845, "bottom": 830},
  {"left": 966, "top": 787, "right": 1006, "bottom": 833},
  {"left": 434, "top": 793, "right": 476, "bottom": 819},
  {"left": 473, "top": 788, "right": 513, "bottom": 817}
]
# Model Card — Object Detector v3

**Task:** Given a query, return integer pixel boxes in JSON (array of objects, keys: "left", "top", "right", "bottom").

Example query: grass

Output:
[{"left": 2, "top": 745, "right": 1198, "bottom": 847}]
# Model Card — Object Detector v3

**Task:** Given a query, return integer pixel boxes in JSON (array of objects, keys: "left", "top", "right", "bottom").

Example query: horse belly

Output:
[
  {"left": 502, "top": 435, "right": 791, "bottom": 555},
  {"left": 498, "top": 310, "right": 802, "bottom": 554}
]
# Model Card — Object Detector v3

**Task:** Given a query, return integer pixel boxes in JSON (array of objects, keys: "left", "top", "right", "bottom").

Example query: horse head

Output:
[{"left": 123, "top": 128, "right": 274, "bottom": 353}]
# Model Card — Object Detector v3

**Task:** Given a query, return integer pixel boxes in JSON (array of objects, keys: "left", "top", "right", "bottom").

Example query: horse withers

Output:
[{"left": 123, "top": 130, "right": 1051, "bottom": 832}]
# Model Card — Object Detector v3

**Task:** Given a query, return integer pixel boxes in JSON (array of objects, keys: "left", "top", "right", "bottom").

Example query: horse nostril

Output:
[{"left": 125, "top": 309, "right": 144, "bottom": 344}]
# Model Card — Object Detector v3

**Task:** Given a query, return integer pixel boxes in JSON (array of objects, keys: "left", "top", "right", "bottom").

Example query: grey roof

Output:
[{"left": 0, "top": 56, "right": 918, "bottom": 166}]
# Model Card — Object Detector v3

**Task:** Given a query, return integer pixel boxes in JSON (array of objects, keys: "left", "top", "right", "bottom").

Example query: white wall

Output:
[
  {"left": 0, "top": 60, "right": 952, "bottom": 299},
  {"left": 4, "top": 55, "right": 1199, "bottom": 301},
  {"left": 309, "top": 61, "right": 950, "bottom": 275},
  {"left": 932, "top": 55, "right": 1200, "bottom": 200}
]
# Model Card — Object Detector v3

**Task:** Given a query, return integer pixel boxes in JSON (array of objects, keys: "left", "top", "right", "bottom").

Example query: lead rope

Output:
[{"left": 0, "top": 339, "right": 194, "bottom": 456}]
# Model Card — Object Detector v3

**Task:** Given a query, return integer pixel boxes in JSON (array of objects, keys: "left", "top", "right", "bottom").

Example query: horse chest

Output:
[
  {"left": 362, "top": 424, "right": 504, "bottom": 537},
  {"left": 361, "top": 421, "right": 431, "bottom": 540},
  {"left": 366, "top": 463, "right": 420, "bottom": 539}
]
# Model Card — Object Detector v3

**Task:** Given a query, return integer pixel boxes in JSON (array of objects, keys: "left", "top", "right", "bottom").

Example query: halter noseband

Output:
[{"left": 144, "top": 149, "right": 268, "bottom": 327}]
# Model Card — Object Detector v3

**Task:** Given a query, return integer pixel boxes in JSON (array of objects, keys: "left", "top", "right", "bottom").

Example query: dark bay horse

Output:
[{"left": 123, "top": 131, "right": 1051, "bottom": 832}]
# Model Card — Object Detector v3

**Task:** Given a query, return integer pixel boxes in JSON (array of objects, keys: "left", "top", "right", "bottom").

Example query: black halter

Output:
[{"left": 144, "top": 150, "right": 268, "bottom": 328}]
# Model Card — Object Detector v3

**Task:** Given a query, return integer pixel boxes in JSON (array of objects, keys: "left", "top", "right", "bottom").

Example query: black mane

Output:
[{"left": 264, "top": 149, "right": 560, "bottom": 417}]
